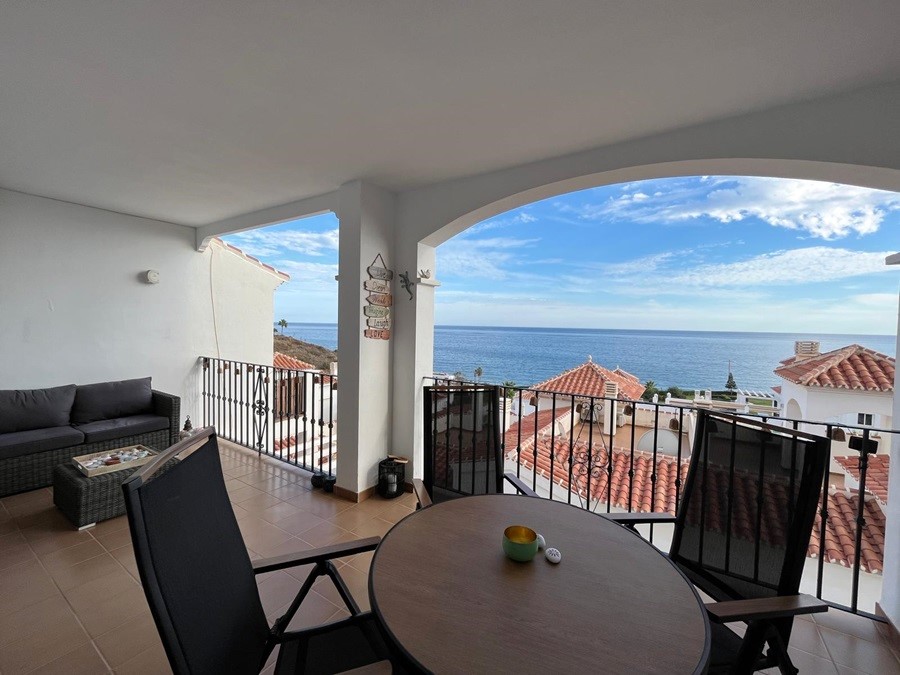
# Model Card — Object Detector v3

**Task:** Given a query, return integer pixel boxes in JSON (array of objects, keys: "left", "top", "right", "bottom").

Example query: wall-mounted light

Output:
[{"left": 143, "top": 270, "right": 160, "bottom": 284}]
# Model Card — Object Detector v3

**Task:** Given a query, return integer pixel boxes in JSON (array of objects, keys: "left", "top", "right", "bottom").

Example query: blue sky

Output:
[{"left": 224, "top": 176, "right": 900, "bottom": 334}]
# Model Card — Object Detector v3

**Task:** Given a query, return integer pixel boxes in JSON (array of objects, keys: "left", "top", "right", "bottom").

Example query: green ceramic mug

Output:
[{"left": 502, "top": 525, "right": 539, "bottom": 562}]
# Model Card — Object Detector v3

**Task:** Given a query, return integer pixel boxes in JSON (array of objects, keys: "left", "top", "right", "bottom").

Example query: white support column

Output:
[
  {"left": 879, "top": 263, "right": 900, "bottom": 625},
  {"left": 335, "top": 181, "right": 396, "bottom": 497},
  {"left": 391, "top": 241, "right": 437, "bottom": 482}
]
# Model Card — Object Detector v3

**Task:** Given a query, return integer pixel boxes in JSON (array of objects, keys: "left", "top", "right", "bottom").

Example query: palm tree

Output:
[
  {"left": 277, "top": 318, "right": 288, "bottom": 334},
  {"left": 474, "top": 366, "right": 483, "bottom": 382},
  {"left": 502, "top": 380, "right": 518, "bottom": 399}
]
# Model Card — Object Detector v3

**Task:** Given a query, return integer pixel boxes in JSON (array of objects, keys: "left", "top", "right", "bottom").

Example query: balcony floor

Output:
[{"left": 0, "top": 440, "right": 898, "bottom": 674}]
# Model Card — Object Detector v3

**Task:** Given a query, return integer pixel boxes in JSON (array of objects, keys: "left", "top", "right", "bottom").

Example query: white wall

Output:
[
  {"left": 336, "top": 181, "right": 396, "bottom": 494},
  {"left": 0, "top": 189, "right": 281, "bottom": 420}
]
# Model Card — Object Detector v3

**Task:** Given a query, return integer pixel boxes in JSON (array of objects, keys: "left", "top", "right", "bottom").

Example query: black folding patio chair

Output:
[
  {"left": 121, "top": 427, "right": 394, "bottom": 675},
  {"left": 414, "top": 384, "right": 536, "bottom": 508},
  {"left": 608, "top": 410, "right": 831, "bottom": 675}
]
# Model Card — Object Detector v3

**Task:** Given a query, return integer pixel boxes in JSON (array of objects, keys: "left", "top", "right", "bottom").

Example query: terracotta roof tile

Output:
[
  {"left": 774, "top": 344, "right": 894, "bottom": 392},
  {"left": 531, "top": 358, "right": 645, "bottom": 400},
  {"left": 274, "top": 352, "right": 318, "bottom": 370},
  {"left": 508, "top": 441, "right": 886, "bottom": 574},
  {"left": 835, "top": 455, "right": 889, "bottom": 504}
]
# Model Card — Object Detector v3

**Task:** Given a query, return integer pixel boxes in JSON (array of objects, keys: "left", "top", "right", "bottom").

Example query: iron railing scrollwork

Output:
[{"left": 201, "top": 356, "right": 336, "bottom": 478}]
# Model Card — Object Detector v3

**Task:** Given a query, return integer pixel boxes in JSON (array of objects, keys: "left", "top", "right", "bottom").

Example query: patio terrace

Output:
[{"left": 2, "top": 439, "right": 898, "bottom": 674}]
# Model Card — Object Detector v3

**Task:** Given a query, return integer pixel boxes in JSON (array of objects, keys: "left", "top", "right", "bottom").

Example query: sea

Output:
[{"left": 281, "top": 323, "right": 896, "bottom": 393}]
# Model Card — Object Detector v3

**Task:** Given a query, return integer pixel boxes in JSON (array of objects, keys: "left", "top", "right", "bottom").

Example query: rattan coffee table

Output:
[{"left": 53, "top": 458, "right": 177, "bottom": 529}]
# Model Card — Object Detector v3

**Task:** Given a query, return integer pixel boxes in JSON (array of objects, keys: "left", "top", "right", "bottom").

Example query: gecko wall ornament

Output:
[{"left": 399, "top": 271, "right": 414, "bottom": 300}]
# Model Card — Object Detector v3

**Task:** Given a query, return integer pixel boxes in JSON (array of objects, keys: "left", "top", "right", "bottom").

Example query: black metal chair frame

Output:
[
  {"left": 607, "top": 411, "right": 831, "bottom": 675},
  {"left": 416, "top": 384, "right": 536, "bottom": 508},
  {"left": 122, "top": 428, "right": 392, "bottom": 674}
]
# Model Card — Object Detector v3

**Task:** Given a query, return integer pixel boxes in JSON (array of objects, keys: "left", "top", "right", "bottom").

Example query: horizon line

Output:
[{"left": 275, "top": 322, "right": 895, "bottom": 338}]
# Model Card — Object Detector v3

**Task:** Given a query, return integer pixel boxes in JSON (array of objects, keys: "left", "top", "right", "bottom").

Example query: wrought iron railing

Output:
[
  {"left": 425, "top": 377, "right": 896, "bottom": 618},
  {"left": 201, "top": 356, "right": 337, "bottom": 477}
]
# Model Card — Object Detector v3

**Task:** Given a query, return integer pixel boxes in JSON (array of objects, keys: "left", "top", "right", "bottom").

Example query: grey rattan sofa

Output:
[{"left": 0, "top": 377, "right": 179, "bottom": 497}]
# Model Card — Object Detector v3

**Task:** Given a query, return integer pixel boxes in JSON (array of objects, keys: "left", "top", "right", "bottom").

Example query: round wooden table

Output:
[{"left": 369, "top": 494, "right": 710, "bottom": 674}]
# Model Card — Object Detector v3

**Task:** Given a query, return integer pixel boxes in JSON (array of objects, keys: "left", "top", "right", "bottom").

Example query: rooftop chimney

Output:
[
  {"left": 604, "top": 382, "right": 618, "bottom": 399},
  {"left": 794, "top": 341, "right": 820, "bottom": 361}
]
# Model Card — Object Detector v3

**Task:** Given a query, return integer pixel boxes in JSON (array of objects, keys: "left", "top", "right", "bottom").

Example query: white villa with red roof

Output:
[
  {"left": 774, "top": 340, "right": 894, "bottom": 441},
  {"left": 528, "top": 357, "right": 645, "bottom": 437}
]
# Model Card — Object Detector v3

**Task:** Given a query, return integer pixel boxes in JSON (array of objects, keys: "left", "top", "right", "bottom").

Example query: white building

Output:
[{"left": 774, "top": 341, "right": 895, "bottom": 455}]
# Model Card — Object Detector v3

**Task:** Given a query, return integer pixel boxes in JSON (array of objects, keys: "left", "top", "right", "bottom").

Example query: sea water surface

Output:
[{"left": 282, "top": 323, "right": 896, "bottom": 392}]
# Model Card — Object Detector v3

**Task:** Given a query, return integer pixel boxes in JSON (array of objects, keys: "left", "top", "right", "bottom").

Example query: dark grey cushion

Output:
[
  {"left": 75, "top": 414, "right": 169, "bottom": 444},
  {"left": 0, "top": 385, "right": 77, "bottom": 434},
  {"left": 72, "top": 377, "right": 153, "bottom": 424},
  {"left": 0, "top": 426, "right": 84, "bottom": 460}
]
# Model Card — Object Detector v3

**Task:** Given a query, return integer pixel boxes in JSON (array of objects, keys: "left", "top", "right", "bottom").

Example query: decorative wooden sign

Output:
[
  {"left": 367, "top": 254, "right": 394, "bottom": 281},
  {"left": 364, "top": 305, "right": 390, "bottom": 318},
  {"left": 363, "top": 279, "right": 390, "bottom": 293},
  {"left": 367, "top": 293, "right": 393, "bottom": 307},
  {"left": 364, "top": 253, "right": 393, "bottom": 340}
]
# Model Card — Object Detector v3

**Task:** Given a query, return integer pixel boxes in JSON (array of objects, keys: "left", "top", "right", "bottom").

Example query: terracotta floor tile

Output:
[
  {"left": 0, "top": 560, "right": 60, "bottom": 617},
  {"left": 92, "top": 526, "right": 133, "bottom": 552},
  {"left": 257, "top": 570, "right": 304, "bottom": 616},
  {"left": 0, "top": 531, "right": 36, "bottom": 571},
  {"left": 296, "top": 521, "right": 354, "bottom": 548},
  {"left": 788, "top": 617, "right": 830, "bottom": 659},
  {"left": 270, "top": 590, "right": 342, "bottom": 632},
  {"left": 70, "top": 583, "right": 150, "bottom": 638},
  {"left": 346, "top": 550, "right": 375, "bottom": 575},
  {"left": 328, "top": 506, "right": 381, "bottom": 532},
  {"left": 110, "top": 544, "right": 141, "bottom": 581},
  {"left": 94, "top": 611, "right": 162, "bottom": 669},
  {"left": 313, "top": 563, "right": 371, "bottom": 612},
  {"left": 0, "top": 597, "right": 90, "bottom": 674},
  {"left": 28, "top": 642, "right": 111, "bottom": 675},
  {"left": 256, "top": 500, "right": 302, "bottom": 525},
  {"left": 0, "top": 595, "right": 75, "bottom": 648},
  {"left": 820, "top": 625, "right": 900, "bottom": 674},
  {"left": 785, "top": 646, "right": 840, "bottom": 675},
  {"left": 47, "top": 552, "right": 125, "bottom": 592},
  {"left": 349, "top": 517, "right": 394, "bottom": 539},
  {"left": 242, "top": 474, "right": 294, "bottom": 493},
  {"left": 268, "top": 482, "right": 312, "bottom": 502},
  {"left": 237, "top": 516, "right": 295, "bottom": 554},
  {"left": 237, "top": 492, "right": 285, "bottom": 515},
  {"left": 89, "top": 515, "right": 130, "bottom": 536},
  {"left": 39, "top": 538, "right": 107, "bottom": 572},
  {"left": 285, "top": 492, "right": 353, "bottom": 518},
  {"left": 28, "top": 527, "right": 94, "bottom": 557},
  {"left": 228, "top": 484, "right": 267, "bottom": 504},
  {"left": 1, "top": 488, "right": 52, "bottom": 516},
  {"left": 114, "top": 641, "right": 172, "bottom": 675},
  {"left": 377, "top": 500, "right": 415, "bottom": 524},
  {"left": 268, "top": 509, "right": 326, "bottom": 536},
  {"left": 815, "top": 610, "right": 887, "bottom": 644}
]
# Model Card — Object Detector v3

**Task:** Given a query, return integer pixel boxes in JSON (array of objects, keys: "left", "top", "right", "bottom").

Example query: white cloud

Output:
[
  {"left": 274, "top": 260, "right": 338, "bottom": 290},
  {"left": 670, "top": 247, "right": 894, "bottom": 287},
  {"left": 567, "top": 177, "right": 900, "bottom": 240},
  {"left": 227, "top": 228, "right": 339, "bottom": 258},
  {"left": 438, "top": 236, "right": 539, "bottom": 279},
  {"left": 469, "top": 211, "right": 537, "bottom": 233}
]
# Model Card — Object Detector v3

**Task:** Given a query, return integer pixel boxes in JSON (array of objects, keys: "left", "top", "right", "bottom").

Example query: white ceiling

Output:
[{"left": 2, "top": 1, "right": 900, "bottom": 226}]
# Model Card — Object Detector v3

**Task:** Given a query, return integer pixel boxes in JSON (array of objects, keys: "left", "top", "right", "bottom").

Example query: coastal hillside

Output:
[{"left": 274, "top": 333, "right": 337, "bottom": 371}]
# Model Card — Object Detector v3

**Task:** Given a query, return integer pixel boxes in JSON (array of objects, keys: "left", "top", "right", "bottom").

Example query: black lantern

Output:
[{"left": 377, "top": 458, "right": 405, "bottom": 499}]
